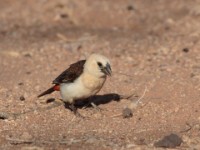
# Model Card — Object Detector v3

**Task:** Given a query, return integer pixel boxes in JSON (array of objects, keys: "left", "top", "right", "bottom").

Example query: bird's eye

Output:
[{"left": 97, "top": 62, "right": 103, "bottom": 68}]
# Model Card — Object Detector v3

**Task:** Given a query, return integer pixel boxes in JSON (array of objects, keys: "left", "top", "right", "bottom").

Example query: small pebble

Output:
[
  {"left": 127, "top": 5, "right": 134, "bottom": 11},
  {"left": 26, "top": 71, "right": 31, "bottom": 75},
  {"left": 60, "top": 14, "right": 68, "bottom": 18},
  {"left": 24, "top": 53, "right": 32, "bottom": 58},
  {"left": 154, "top": 133, "right": 182, "bottom": 148},
  {"left": 18, "top": 82, "right": 24, "bottom": 86},
  {"left": 20, "top": 96, "right": 25, "bottom": 101},
  {"left": 122, "top": 108, "right": 133, "bottom": 118},
  {"left": 182, "top": 48, "right": 189, "bottom": 53},
  {"left": 46, "top": 98, "right": 55, "bottom": 103}
]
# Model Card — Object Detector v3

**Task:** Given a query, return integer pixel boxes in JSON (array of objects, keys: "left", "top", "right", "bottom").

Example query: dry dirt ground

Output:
[{"left": 1, "top": 0, "right": 200, "bottom": 149}]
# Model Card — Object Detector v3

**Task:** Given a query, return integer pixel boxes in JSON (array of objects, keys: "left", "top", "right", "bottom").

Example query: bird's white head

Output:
[{"left": 84, "top": 53, "right": 112, "bottom": 78}]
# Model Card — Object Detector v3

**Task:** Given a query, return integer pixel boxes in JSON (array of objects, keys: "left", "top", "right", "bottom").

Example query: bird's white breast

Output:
[{"left": 60, "top": 73, "right": 106, "bottom": 103}]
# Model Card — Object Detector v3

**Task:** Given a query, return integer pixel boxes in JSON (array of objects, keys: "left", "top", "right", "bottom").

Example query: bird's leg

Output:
[{"left": 68, "top": 103, "right": 84, "bottom": 118}]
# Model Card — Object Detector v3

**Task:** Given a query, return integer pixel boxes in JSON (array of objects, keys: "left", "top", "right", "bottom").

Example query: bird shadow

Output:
[
  {"left": 74, "top": 93, "right": 122, "bottom": 109},
  {"left": 46, "top": 93, "right": 135, "bottom": 110}
]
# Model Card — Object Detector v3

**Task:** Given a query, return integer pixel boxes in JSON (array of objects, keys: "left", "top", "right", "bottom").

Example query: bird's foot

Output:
[{"left": 68, "top": 103, "right": 85, "bottom": 118}]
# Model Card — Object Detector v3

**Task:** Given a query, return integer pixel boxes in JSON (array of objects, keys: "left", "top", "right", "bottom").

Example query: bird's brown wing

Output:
[{"left": 52, "top": 60, "right": 86, "bottom": 84}]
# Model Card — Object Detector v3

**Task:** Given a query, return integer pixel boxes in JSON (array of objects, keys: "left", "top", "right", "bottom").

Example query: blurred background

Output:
[{"left": 1, "top": 0, "right": 200, "bottom": 149}]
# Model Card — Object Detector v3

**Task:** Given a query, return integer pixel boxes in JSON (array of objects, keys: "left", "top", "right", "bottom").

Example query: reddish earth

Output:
[{"left": 1, "top": 0, "right": 200, "bottom": 149}]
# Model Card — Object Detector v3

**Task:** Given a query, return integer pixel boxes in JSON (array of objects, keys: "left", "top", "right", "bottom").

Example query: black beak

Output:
[{"left": 102, "top": 63, "right": 112, "bottom": 76}]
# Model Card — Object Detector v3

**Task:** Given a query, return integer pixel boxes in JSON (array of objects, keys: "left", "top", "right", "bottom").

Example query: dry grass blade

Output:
[{"left": 119, "top": 93, "right": 135, "bottom": 100}]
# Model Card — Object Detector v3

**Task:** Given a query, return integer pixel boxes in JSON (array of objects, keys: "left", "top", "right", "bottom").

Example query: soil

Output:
[{"left": 1, "top": 0, "right": 200, "bottom": 149}]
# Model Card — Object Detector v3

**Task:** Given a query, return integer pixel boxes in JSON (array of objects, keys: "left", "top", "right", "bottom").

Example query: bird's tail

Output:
[{"left": 37, "top": 85, "right": 60, "bottom": 98}]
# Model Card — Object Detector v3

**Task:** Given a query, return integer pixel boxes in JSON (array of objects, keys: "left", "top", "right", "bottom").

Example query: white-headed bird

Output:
[{"left": 38, "top": 53, "right": 112, "bottom": 116}]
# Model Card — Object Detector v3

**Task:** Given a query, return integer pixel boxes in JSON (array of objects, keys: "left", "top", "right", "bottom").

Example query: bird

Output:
[{"left": 38, "top": 53, "right": 112, "bottom": 116}]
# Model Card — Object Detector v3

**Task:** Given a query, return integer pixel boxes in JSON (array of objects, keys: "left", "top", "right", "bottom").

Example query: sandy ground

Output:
[{"left": 1, "top": 0, "right": 200, "bottom": 149}]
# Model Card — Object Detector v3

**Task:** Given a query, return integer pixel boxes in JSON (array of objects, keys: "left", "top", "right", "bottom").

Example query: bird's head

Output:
[{"left": 84, "top": 53, "right": 112, "bottom": 78}]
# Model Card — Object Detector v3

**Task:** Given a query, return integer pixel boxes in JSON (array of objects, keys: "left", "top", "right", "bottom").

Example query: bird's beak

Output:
[{"left": 102, "top": 63, "right": 112, "bottom": 76}]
